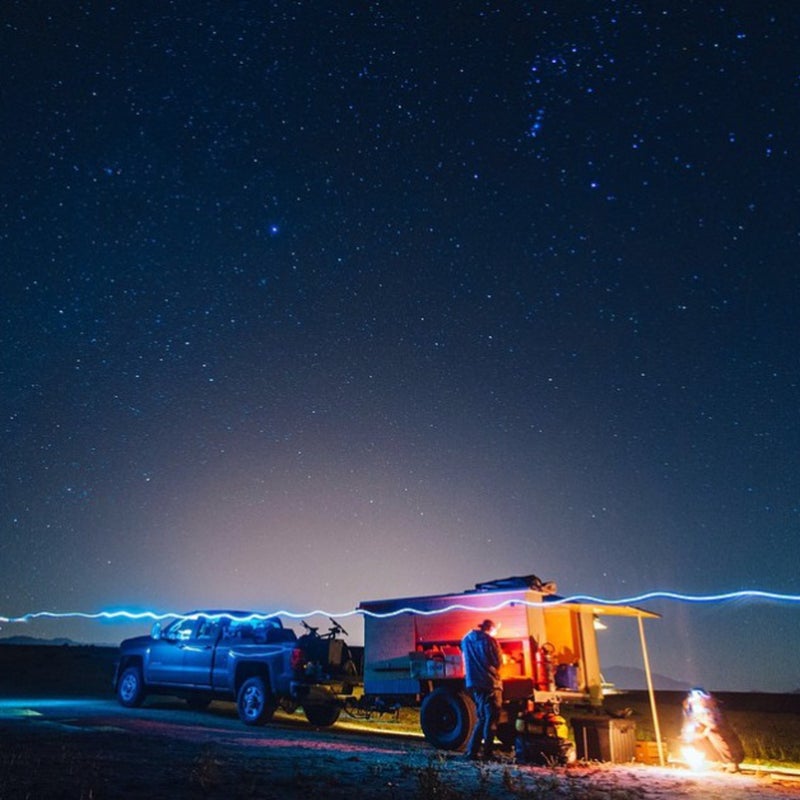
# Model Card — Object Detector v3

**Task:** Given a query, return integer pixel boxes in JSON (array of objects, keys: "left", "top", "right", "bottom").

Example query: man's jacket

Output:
[{"left": 461, "top": 628, "right": 502, "bottom": 691}]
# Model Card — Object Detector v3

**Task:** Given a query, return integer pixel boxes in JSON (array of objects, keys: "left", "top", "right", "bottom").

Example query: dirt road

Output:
[{"left": 1, "top": 697, "right": 799, "bottom": 799}]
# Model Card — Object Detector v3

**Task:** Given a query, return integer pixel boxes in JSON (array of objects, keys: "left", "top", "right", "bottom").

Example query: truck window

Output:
[
  {"left": 196, "top": 618, "right": 221, "bottom": 641},
  {"left": 163, "top": 618, "right": 195, "bottom": 642}
]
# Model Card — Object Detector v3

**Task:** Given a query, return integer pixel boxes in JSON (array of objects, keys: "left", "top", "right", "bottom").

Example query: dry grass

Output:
[{"left": 723, "top": 710, "right": 800, "bottom": 766}]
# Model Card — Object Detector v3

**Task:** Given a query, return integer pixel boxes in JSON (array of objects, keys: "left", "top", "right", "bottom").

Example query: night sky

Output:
[{"left": 2, "top": 2, "right": 799, "bottom": 692}]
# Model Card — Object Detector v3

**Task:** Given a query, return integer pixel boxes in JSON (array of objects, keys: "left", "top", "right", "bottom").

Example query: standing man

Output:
[{"left": 461, "top": 619, "right": 503, "bottom": 760}]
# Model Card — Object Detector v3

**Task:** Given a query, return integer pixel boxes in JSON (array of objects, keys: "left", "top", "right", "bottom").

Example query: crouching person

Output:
[{"left": 681, "top": 688, "right": 744, "bottom": 772}]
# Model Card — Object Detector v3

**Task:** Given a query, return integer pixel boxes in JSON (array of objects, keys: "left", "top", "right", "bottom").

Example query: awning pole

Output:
[{"left": 637, "top": 614, "right": 665, "bottom": 766}]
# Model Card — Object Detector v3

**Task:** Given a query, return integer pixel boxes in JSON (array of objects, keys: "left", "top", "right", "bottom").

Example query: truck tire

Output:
[
  {"left": 237, "top": 676, "right": 277, "bottom": 726},
  {"left": 304, "top": 702, "right": 341, "bottom": 727},
  {"left": 420, "top": 687, "right": 476, "bottom": 751},
  {"left": 117, "top": 665, "right": 146, "bottom": 708}
]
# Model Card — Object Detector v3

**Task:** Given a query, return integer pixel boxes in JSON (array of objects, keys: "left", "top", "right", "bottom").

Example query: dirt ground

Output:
[
  {"left": 2, "top": 709, "right": 800, "bottom": 800},
  {"left": 1, "top": 645, "right": 800, "bottom": 799}
]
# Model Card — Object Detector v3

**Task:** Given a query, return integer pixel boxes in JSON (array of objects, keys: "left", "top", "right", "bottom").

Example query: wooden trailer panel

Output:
[{"left": 362, "top": 611, "right": 418, "bottom": 695}]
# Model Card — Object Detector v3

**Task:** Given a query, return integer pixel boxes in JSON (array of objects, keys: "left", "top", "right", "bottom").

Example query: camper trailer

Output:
[{"left": 358, "top": 575, "right": 657, "bottom": 750}]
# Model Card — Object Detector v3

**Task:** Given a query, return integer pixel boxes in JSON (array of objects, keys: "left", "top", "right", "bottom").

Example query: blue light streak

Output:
[{"left": 2, "top": 589, "right": 799, "bottom": 627}]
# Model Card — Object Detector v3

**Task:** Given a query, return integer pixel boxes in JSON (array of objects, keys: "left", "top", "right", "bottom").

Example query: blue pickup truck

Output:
[{"left": 113, "top": 611, "right": 357, "bottom": 727}]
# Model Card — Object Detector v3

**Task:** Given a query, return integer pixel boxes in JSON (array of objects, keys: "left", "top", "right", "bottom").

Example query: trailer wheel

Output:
[
  {"left": 420, "top": 688, "right": 476, "bottom": 751},
  {"left": 304, "top": 702, "right": 341, "bottom": 727}
]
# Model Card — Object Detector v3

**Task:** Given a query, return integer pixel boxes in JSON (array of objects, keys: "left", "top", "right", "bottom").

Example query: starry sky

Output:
[{"left": 2, "top": 2, "right": 799, "bottom": 692}]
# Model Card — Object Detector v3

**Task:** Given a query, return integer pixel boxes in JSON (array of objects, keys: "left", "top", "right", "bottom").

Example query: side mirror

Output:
[{"left": 151, "top": 622, "right": 162, "bottom": 641}]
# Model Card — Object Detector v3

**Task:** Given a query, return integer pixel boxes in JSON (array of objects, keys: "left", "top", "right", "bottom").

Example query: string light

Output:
[{"left": 1, "top": 589, "right": 799, "bottom": 626}]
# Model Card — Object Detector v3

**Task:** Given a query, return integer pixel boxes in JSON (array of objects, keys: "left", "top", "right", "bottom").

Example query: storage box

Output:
[
  {"left": 409, "top": 653, "right": 445, "bottom": 679},
  {"left": 634, "top": 740, "right": 668, "bottom": 764},
  {"left": 443, "top": 654, "right": 464, "bottom": 678},
  {"left": 571, "top": 716, "right": 637, "bottom": 763},
  {"left": 409, "top": 646, "right": 464, "bottom": 679},
  {"left": 440, "top": 645, "right": 464, "bottom": 678}
]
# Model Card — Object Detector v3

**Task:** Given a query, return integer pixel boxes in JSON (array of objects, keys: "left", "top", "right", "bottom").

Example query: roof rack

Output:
[{"left": 472, "top": 575, "right": 558, "bottom": 594}]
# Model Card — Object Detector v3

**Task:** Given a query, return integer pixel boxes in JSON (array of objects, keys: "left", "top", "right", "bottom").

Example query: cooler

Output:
[{"left": 571, "top": 716, "right": 636, "bottom": 763}]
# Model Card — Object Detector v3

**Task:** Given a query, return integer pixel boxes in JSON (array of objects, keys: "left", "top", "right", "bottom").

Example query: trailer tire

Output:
[
  {"left": 304, "top": 702, "right": 341, "bottom": 727},
  {"left": 420, "top": 688, "right": 476, "bottom": 751}
]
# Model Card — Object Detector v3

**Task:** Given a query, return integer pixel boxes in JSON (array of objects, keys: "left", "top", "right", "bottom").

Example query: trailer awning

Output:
[
  {"left": 544, "top": 600, "right": 660, "bottom": 620},
  {"left": 359, "top": 590, "right": 660, "bottom": 620}
]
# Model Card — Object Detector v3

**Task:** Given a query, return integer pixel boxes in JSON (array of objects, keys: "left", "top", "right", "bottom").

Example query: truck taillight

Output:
[{"left": 291, "top": 647, "right": 305, "bottom": 671}]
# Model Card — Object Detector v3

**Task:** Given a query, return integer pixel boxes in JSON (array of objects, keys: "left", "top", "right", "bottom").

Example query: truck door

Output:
[
  {"left": 147, "top": 617, "right": 198, "bottom": 684},
  {"left": 179, "top": 616, "right": 220, "bottom": 687}
]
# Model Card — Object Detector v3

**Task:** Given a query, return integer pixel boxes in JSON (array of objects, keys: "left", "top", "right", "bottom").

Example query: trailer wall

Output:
[{"left": 361, "top": 589, "right": 554, "bottom": 696}]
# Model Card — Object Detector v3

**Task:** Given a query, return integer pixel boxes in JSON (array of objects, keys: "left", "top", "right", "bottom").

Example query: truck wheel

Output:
[
  {"left": 420, "top": 688, "right": 476, "bottom": 751},
  {"left": 304, "top": 702, "right": 341, "bottom": 727},
  {"left": 237, "top": 677, "right": 276, "bottom": 726},
  {"left": 117, "top": 666, "right": 145, "bottom": 708}
]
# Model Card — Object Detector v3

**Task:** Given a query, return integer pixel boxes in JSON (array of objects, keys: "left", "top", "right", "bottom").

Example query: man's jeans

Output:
[{"left": 467, "top": 687, "right": 502, "bottom": 757}]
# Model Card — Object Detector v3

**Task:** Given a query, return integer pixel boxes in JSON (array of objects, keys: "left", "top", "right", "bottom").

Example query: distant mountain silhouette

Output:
[
  {"left": 603, "top": 665, "right": 692, "bottom": 691},
  {"left": 0, "top": 635, "right": 82, "bottom": 647}
]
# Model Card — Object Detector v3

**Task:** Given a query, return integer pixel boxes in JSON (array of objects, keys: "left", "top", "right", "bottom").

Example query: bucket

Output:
[{"left": 555, "top": 663, "right": 579, "bottom": 691}]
